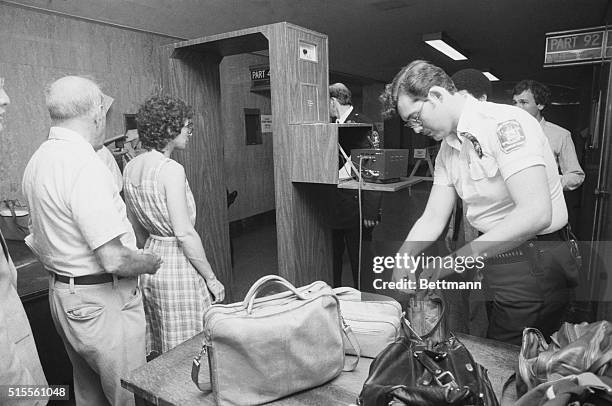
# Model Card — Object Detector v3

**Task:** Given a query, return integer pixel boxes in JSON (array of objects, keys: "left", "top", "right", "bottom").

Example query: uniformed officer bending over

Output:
[{"left": 384, "top": 60, "right": 577, "bottom": 345}]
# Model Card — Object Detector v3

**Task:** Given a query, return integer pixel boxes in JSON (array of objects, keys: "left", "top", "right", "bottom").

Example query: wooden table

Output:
[{"left": 122, "top": 333, "right": 518, "bottom": 405}]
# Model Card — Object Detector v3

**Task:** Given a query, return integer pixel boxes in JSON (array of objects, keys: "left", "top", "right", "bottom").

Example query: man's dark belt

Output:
[
  {"left": 55, "top": 273, "right": 118, "bottom": 285},
  {"left": 480, "top": 224, "right": 569, "bottom": 264},
  {"left": 532, "top": 225, "right": 568, "bottom": 241}
]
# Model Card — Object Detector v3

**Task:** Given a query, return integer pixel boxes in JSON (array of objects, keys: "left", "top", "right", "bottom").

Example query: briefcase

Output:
[{"left": 191, "top": 275, "right": 360, "bottom": 406}]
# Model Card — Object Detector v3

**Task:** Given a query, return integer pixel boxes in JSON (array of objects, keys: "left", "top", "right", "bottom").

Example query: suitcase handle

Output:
[{"left": 243, "top": 275, "right": 309, "bottom": 314}]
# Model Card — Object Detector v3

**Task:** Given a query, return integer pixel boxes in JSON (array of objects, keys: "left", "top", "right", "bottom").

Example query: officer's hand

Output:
[
  {"left": 207, "top": 278, "right": 225, "bottom": 304},
  {"left": 419, "top": 262, "right": 440, "bottom": 288},
  {"left": 391, "top": 262, "right": 417, "bottom": 294}
]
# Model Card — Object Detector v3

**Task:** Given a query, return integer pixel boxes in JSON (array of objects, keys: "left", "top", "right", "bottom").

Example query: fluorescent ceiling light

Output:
[
  {"left": 482, "top": 71, "right": 500, "bottom": 81},
  {"left": 423, "top": 32, "right": 468, "bottom": 61}
]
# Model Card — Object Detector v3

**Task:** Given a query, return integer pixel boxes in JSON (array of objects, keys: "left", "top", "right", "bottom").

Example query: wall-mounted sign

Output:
[
  {"left": 544, "top": 26, "right": 610, "bottom": 67},
  {"left": 261, "top": 115, "right": 272, "bottom": 133},
  {"left": 249, "top": 64, "right": 270, "bottom": 91}
]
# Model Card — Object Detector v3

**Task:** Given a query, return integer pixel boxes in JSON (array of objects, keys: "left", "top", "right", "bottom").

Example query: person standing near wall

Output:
[
  {"left": 23, "top": 76, "right": 162, "bottom": 406},
  {"left": 0, "top": 77, "right": 48, "bottom": 405},
  {"left": 512, "top": 80, "right": 584, "bottom": 191},
  {"left": 329, "top": 83, "right": 382, "bottom": 288}
]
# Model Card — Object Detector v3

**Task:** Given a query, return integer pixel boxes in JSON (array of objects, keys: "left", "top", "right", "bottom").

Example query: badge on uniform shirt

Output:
[
  {"left": 497, "top": 120, "right": 526, "bottom": 153},
  {"left": 461, "top": 132, "right": 483, "bottom": 159}
]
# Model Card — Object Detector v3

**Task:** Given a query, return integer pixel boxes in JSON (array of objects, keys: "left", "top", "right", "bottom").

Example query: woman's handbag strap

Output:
[
  {"left": 191, "top": 345, "right": 212, "bottom": 391},
  {"left": 342, "top": 319, "right": 361, "bottom": 371},
  {"left": 414, "top": 350, "right": 459, "bottom": 389}
]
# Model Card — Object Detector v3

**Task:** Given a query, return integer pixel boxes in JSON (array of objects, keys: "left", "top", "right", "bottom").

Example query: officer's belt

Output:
[{"left": 479, "top": 224, "right": 568, "bottom": 264}]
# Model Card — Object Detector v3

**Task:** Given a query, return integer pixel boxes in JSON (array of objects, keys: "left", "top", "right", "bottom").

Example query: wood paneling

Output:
[
  {"left": 267, "top": 23, "right": 333, "bottom": 285},
  {"left": 220, "top": 54, "right": 274, "bottom": 222},
  {"left": 0, "top": 3, "right": 178, "bottom": 200},
  {"left": 290, "top": 124, "right": 337, "bottom": 184},
  {"left": 163, "top": 48, "right": 233, "bottom": 299}
]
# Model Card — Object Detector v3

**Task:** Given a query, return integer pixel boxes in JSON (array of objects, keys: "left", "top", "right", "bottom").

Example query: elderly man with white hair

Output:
[{"left": 23, "top": 75, "right": 162, "bottom": 406}]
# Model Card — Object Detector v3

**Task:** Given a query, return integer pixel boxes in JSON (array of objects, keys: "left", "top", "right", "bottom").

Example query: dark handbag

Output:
[{"left": 358, "top": 333, "right": 499, "bottom": 405}]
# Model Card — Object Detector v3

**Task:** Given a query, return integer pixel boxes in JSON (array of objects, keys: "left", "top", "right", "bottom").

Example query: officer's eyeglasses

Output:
[{"left": 403, "top": 100, "right": 425, "bottom": 129}]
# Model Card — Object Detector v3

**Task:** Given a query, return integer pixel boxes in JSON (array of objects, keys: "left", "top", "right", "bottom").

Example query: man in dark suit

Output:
[{"left": 329, "top": 83, "right": 382, "bottom": 288}]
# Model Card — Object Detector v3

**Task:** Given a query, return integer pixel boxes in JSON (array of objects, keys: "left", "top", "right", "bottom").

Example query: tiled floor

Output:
[{"left": 230, "top": 221, "right": 279, "bottom": 299}]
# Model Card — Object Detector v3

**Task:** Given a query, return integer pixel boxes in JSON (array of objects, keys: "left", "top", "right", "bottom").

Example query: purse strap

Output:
[
  {"left": 4, "top": 200, "right": 29, "bottom": 234},
  {"left": 414, "top": 350, "right": 459, "bottom": 389},
  {"left": 191, "top": 344, "right": 212, "bottom": 391},
  {"left": 191, "top": 322, "right": 361, "bottom": 392},
  {"left": 242, "top": 275, "right": 309, "bottom": 314},
  {"left": 341, "top": 317, "right": 361, "bottom": 371}
]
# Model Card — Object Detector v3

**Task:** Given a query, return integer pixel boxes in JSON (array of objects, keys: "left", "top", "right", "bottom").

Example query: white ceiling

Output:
[{"left": 4, "top": 0, "right": 610, "bottom": 90}]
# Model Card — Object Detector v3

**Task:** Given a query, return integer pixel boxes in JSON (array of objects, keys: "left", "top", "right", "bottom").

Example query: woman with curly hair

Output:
[{"left": 123, "top": 95, "right": 225, "bottom": 356}]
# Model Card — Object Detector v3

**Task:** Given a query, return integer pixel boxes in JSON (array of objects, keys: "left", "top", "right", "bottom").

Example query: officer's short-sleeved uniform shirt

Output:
[{"left": 433, "top": 96, "right": 567, "bottom": 234}]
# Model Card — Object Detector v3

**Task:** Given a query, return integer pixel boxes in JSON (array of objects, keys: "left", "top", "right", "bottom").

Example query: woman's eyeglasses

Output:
[{"left": 183, "top": 122, "right": 194, "bottom": 136}]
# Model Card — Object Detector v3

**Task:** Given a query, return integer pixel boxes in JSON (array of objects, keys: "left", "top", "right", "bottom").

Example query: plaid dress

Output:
[{"left": 123, "top": 152, "right": 212, "bottom": 354}]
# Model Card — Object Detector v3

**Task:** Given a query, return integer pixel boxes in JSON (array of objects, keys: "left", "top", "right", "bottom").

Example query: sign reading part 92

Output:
[{"left": 544, "top": 26, "right": 612, "bottom": 67}]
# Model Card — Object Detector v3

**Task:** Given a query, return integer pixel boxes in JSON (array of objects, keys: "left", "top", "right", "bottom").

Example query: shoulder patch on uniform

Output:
[{"left": 497, "top": 120, "right": 525, "bottom": 153}]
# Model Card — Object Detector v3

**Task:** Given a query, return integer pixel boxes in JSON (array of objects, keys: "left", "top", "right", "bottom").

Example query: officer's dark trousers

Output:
[
  {"left": 483, "top": 239, "right": 575, "bottom": 345},
  {"left": 332, "top": 226, "right": 373, "bottom": 288}
]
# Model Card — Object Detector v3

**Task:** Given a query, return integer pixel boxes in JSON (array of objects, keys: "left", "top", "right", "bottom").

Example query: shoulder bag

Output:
[{"left": 191, "top": 275, "right": 360, "bottom": 406}]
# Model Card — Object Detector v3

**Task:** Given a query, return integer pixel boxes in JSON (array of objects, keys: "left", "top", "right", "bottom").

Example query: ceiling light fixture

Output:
[
  {"left": 422, "top": 32, "right": 468, "bottom": 61},
  {"left": 482, "top": 70, "right": 500, "bottom": 81}
]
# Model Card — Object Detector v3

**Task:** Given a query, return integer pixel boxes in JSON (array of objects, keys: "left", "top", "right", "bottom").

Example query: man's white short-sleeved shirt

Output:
[
  {"left": 433, "top": 97, "right": 567, "bottom": 234},
  {"left": 23, "top": 127, "right": 136, "bottom": 277}
]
